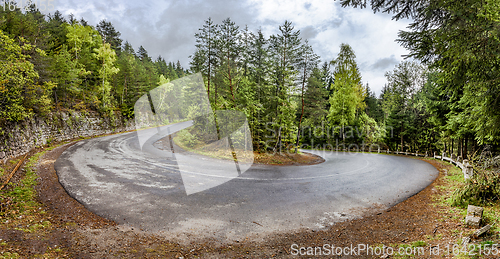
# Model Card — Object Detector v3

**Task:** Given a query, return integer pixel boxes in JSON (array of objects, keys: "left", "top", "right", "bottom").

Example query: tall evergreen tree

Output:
[
  {"left": 295, "top": 41, "right": 319, "bottom": 152},
  {"left": 363, "top": 85, "right": 384, "bottom": 123},
  {"left": 154, "top": 55, "right": 168, "bottom": 78},
  {"left": 96, "top": 20, "right": 122, "bottom": 52},
  {"left": 382, "top": 61, "right": 426, "bottom": 151},
  {"left": 215, "top": 18, "right": 242, "bottom": 108},
  {"left": 46, "top": 11, "right": 67, "bottom": 53},
  {"left": 327, "top": 43, "right": 365, "bottom": 142},
  {"left": 137, "top": 45, "right": 150, "bottom": 62},
  {"left": 247, "top": 28, "right": 270, "bottom": 150},
  {"left": 175, "top": 60, "right": 184, "bottom": 77},
  {"left": 190, "top": 17, "right": 218, "bottom": 100},
  {"left": 268, "top": 20, "right": 302, "bottom": 152}
]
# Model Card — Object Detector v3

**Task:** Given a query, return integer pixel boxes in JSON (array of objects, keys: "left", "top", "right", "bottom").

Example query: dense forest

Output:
[
  {"left": 0, "top": 5, "right": 187, "bottom": 123},
  {"left": 1, "top": 2, "right": 499, "bottom": 160}
]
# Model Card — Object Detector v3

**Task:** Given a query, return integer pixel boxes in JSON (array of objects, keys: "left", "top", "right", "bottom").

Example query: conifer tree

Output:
[
  {"left": 327, "top": 43, "right": 365, "bottom": 142},
  {"left": 96, "top": 20, "right": 122, "bottom": 52},
  {"left": 268, "top": 21, "right": 302, "bottom": 152}
]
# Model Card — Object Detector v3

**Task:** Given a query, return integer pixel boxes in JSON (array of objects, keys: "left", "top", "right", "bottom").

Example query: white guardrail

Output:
[
  {"left": 433, "top": 152, "right": 474, "bottom": 180},
  {"left": 347, "top": 148, "right": 473, "bottom": 180}
]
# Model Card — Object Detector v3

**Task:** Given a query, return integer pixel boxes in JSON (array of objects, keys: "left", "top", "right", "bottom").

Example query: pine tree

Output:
[
  {"left": 137, "top": 45, "right": 150, "bottom": 62},
  {"left": 46, "top": 11, "right": 68, "bottom": 53},
  {"left": 382, "top": 61, "right": 426, "bottom": 151},
  {"left": 327, "top": 43, "right": 365, "bottom": 142},
  {"left": 240, "top": 25, "right": 254, "bottom": 77},
  {"left": 247, "top": 28, "right": 270, "bottom": 150},
  {"left": 300, "top": 67, "right": 329, "bottom": 146},
  {"left": 121, "top": 41, "right": 135, "bottom": 55},
  {"left": 154, "top": 55, "right": 169, "bottom": 78},
  {"left": 167, "top": 62, "right": 178, "bottom": 80},
  {"left": 295, "top": 41, "right": 319, "bottom": 152},
  {"left": 96, "top": 20, "right": 123, "bottom": 52},
  {"left": 175, "top": 60, "right": 184, "bottom": 77},
  {"left": 364, "top": 85, "right": 384, "bottom": 123},
  {"left": 268, "top": 20, "right": 302, "bottom": 152},
  {"left": 216, "top": 18, "right": 242, "bottom": 108},
  {"left": 190, "top": 17, "right": 218, "bottom": 100}
]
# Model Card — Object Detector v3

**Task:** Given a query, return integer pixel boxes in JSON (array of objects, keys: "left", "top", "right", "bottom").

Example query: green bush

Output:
[
  {"left": 177, "top": 130, "right": 200, "bottom": 149},
  {"left": 451, "top": 170, "right": 500, "bottom": 207}
]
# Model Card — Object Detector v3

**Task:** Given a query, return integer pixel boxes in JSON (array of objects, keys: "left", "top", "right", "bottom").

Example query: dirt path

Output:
[{"left": 0, "top": 142, "right": 472, "bottom": 258}]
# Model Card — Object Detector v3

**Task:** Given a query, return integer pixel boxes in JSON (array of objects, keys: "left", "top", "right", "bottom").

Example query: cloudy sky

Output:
[{"left": 44, "top": 0, "right": 412, "bottom": 96}]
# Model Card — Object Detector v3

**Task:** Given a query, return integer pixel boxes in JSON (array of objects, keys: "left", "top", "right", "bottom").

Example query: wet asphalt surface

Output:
[{"left": 55, "top": 122, "right": 438, "bottom": 243}]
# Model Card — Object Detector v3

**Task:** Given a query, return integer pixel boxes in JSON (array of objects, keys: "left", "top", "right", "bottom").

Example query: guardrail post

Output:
[
  {"left": 433, "top": 152, "right": 436, "bottom": 158},
  {"left": 378, "top": 147, "right": 380, "bottom": 153},
  {"left": 463, "top": 159, "right": 474, "bottom": 179},
  {"left": 425, "top": 151, "right": 428, "bottom": 157},
  {"left": 441, "top": 152, "right": 444, "bottom": 161}
]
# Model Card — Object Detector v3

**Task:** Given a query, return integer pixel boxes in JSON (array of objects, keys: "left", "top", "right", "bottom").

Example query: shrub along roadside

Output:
[
  {"left": 382, "top": 158, "right": 500, "bottom": 258},
  {"left": 451, "top": 169, "right": 500, "bottom": 208},
  {"left": 437, "top": 159, "right": 500, "bottom": 250}
]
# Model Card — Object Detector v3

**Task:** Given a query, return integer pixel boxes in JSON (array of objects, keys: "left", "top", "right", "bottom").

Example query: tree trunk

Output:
[
  {"left": 295, "top": 53, "right": 308, "bottom": 153},
  {"left": 54, "top": 87, "right": 58, "bottom": 110},
  {"left": 277, "top": 36, "right": 287, "bottom": 152},
  {"left": 227, "top": 53, "right": 235, "bottom": 104},
  {"left": 459, "top": 138, "right": 463, "bottom": 158},
  {"left": 207, "top": 56, "right": 211, "bottom": 101},
  {"left": 400, "top": 122, "right": 404, "bottom": 152},
  {"left": 215, "top": 76, "right": 218, "bottom": 108},
  {"left": 463, "top": 137, "right": 469, "bottom": 159},
  {"left": 207, "top": 29, "right": 211, "bottom": 101},
  {"left": 473, "top": 139, "right": 477, "bottom": 158}
]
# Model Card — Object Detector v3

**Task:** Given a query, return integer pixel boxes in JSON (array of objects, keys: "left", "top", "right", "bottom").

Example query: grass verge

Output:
[
  {"left": 0, "top": 140, "right": 82, "bottom": 258},
  {"left": 390, "top": 158, "right": 500, "bottom": 258}
]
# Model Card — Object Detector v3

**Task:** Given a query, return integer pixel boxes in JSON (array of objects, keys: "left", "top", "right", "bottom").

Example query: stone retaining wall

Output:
[{"left": 0, "top": 111, "right": 135, "bottom": 163}]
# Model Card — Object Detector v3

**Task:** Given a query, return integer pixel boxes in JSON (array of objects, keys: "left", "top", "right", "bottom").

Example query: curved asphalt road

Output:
[{"left": 55, "top": 123, "right": 438, "bottom": 242}]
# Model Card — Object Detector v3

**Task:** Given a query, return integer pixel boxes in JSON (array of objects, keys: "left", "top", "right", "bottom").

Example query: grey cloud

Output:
[
  {"left": 370, "top": 55, "right": 398, "bottom": 70},
  {"left": 144, "top": 0, "right": 259, "bottom": 64},
  {"left": 301, "top": 25, "right": 318, "bottom": 40},
  {"left": 342, "top": 20, "right": 367, "bottom": 38},
  {"left": 49, "top": 0, "right": 259, "bottom": 66},
  {"left": 328, "top": 18, "right": 343, "bottom": 29},
  {"left": 322, "top": 5, "right": 347, "bottom": 30}
]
